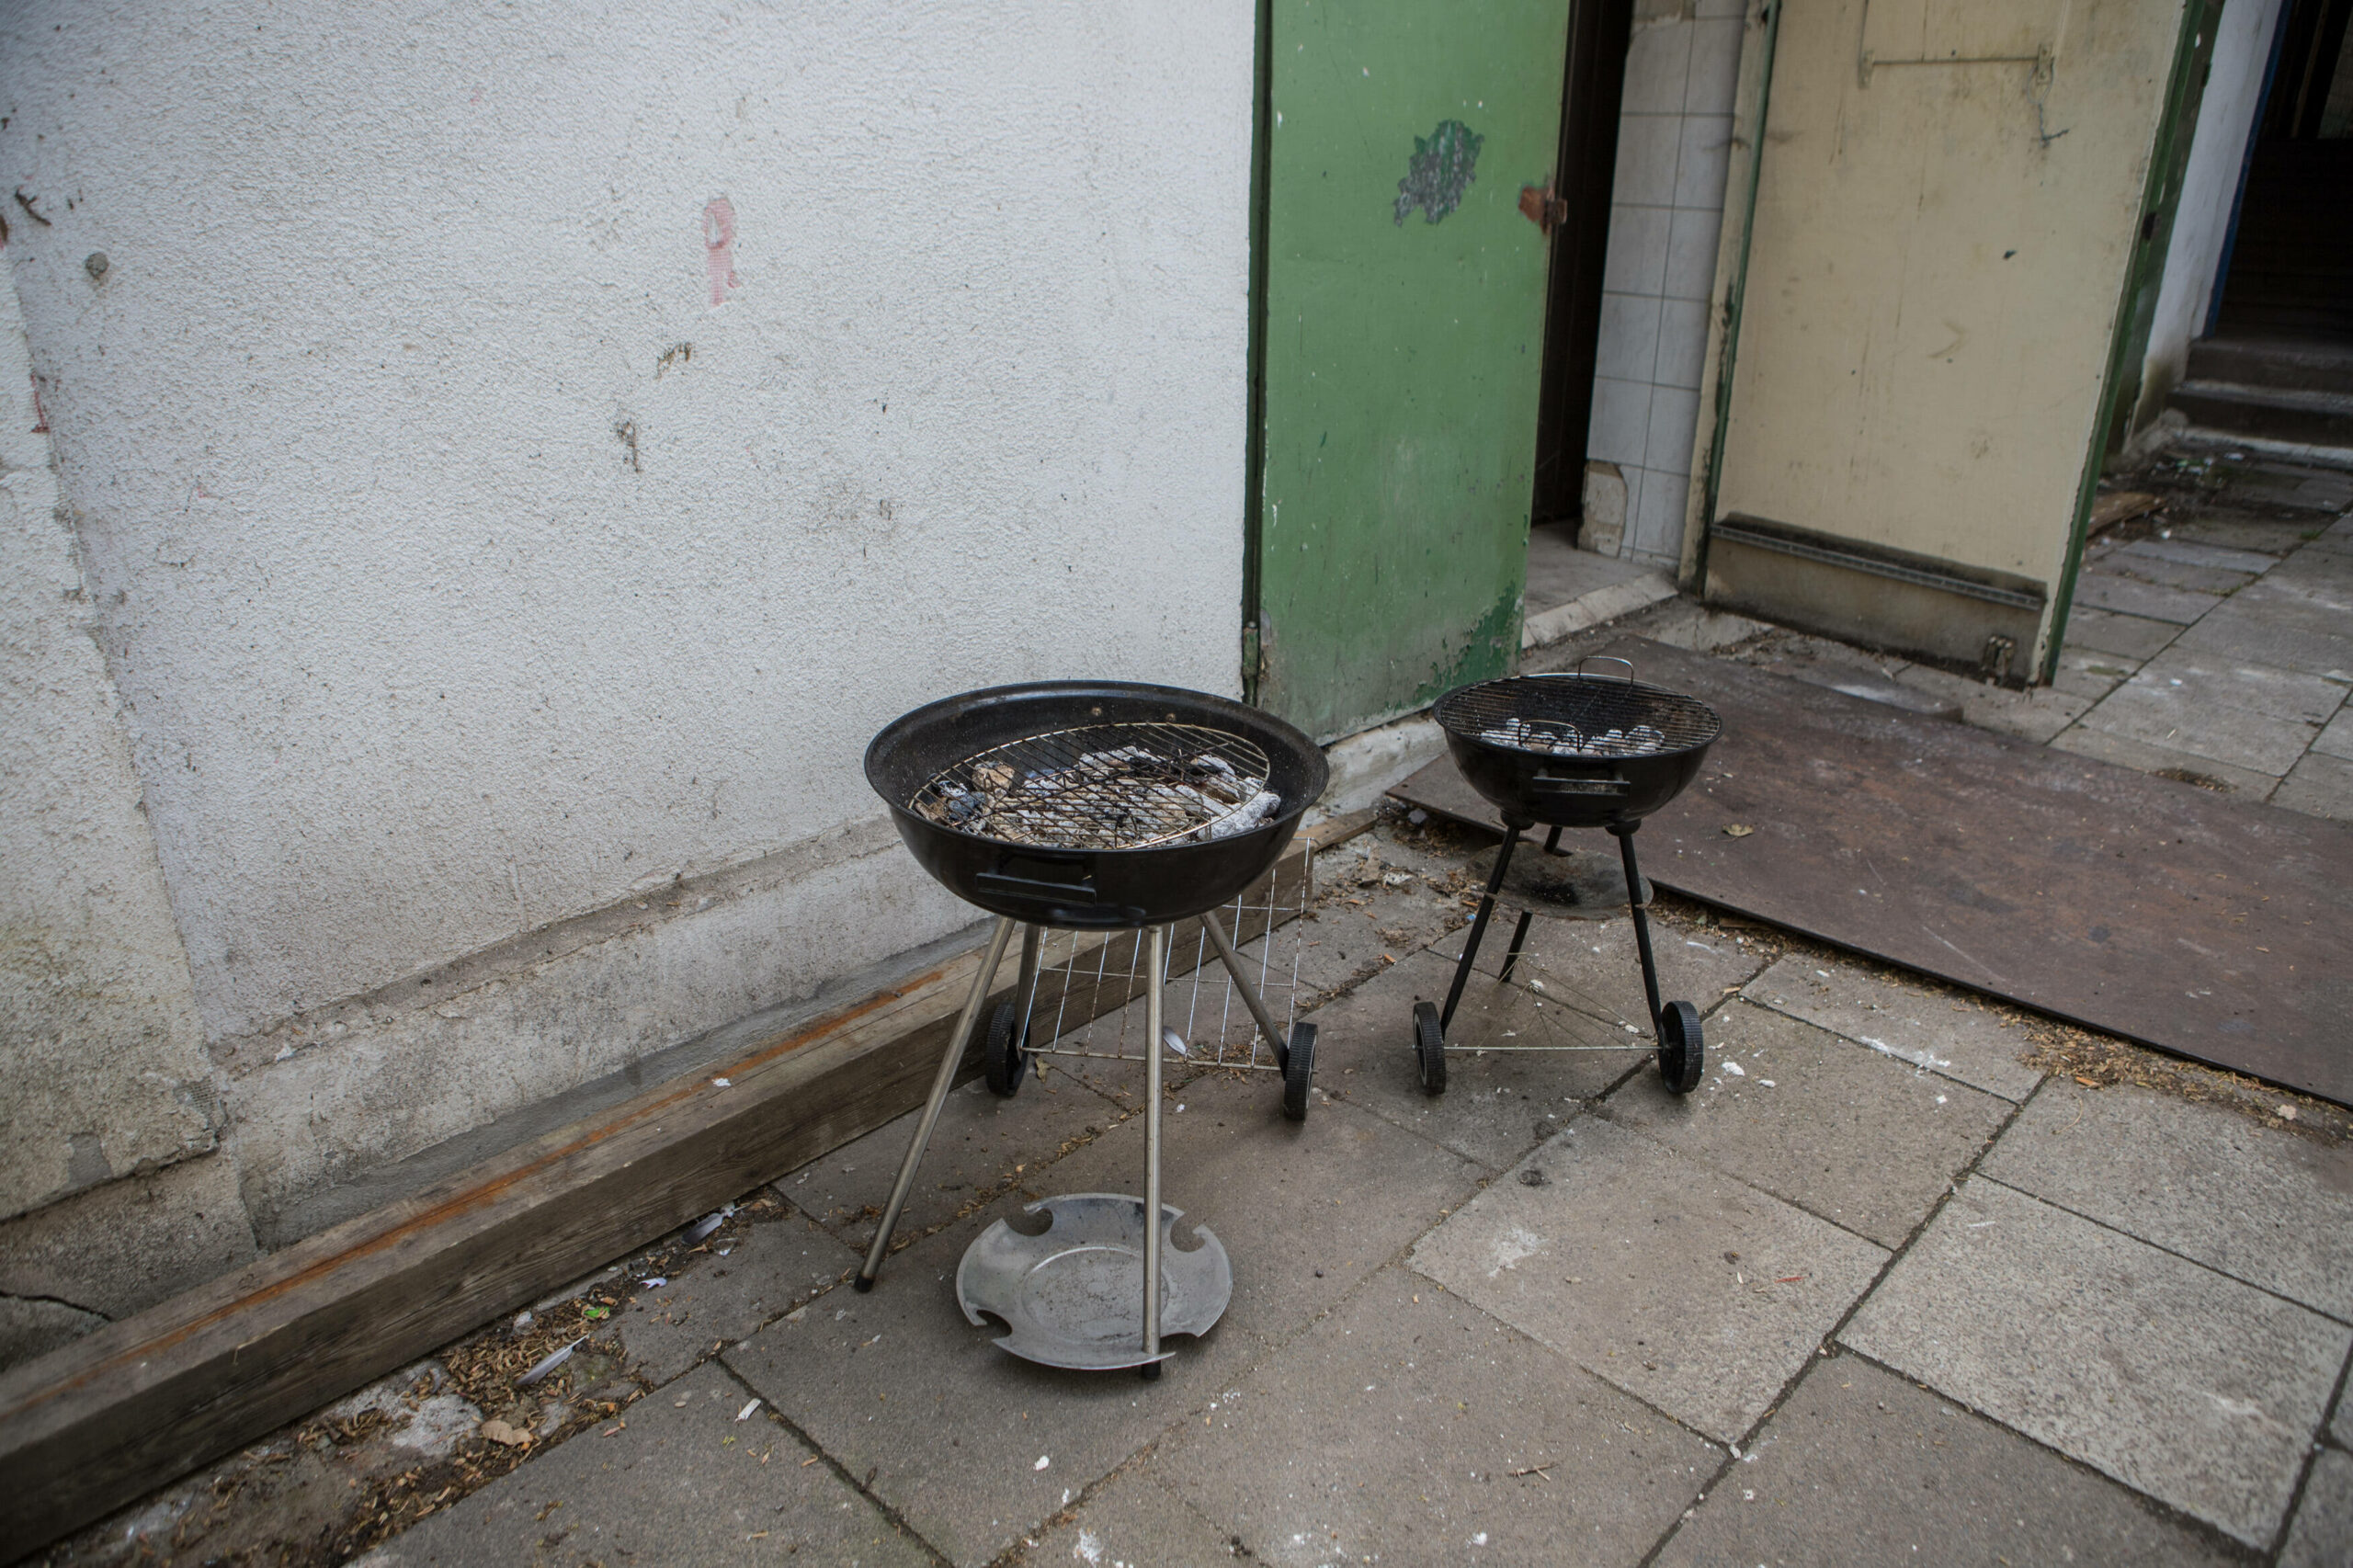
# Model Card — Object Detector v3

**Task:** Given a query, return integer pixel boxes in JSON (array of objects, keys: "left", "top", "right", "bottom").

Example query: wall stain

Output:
[
  {"left": 655, "top": 342, "right": 693, "bottom": 378},
  {"left": 1394, "top": 120, "right": 1483, "bottom": 226}
]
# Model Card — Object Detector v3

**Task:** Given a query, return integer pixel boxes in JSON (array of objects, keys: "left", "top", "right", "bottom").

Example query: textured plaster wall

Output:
[
  {"left": 0, "top": 275, "right": 219, "bottom": 1224},
  {"left": 2135, "top": 0, "right": 2286, "bottom": 431},
  {"left": 0, "top": 1, "right": 1255, "bottom": 1244}
]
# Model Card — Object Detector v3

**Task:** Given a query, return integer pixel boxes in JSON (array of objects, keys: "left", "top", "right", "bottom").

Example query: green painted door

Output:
[{"left": 1250, "top": 0, "right": 1571, "bottom": 742}]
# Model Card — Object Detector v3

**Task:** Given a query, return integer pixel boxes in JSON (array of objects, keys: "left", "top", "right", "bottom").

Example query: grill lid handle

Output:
[
  {"left": 976, "top": 858, "right": 1100, "bottom": 906},
  {"left": 1566, "top": 655, "right": 1635, "bottom": 682},
  {"left": 1531, "top": 773, "right": 1631, "bottom": 797}
]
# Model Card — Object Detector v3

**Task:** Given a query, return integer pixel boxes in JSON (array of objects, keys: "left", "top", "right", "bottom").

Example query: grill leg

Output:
[
  {"left": 1499, "top": 826, "right": 1564, "bottom": 983},
  {"left": 1012, "top": 922, "right": 1043, "bottom": 1049},
  {"left": 1440, "top": 824, "right": 1523, "bottom": 1034},
  {"left": 857, "top": 916, "right": 1017, "bottom": 1291},
  {"left": 1141, "top": 923, "right": 1168, "bottom": 1378},
  {"left": 1199, "top": 908, "right": 1287, "bottom": 1060},
  {"left": 1611, "top": 825, "right": 1665, "bottom": 1031}
]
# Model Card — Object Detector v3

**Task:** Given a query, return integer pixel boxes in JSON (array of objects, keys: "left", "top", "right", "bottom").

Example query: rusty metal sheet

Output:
[{"left": 1392, "top": 638, "right": 2353, "bottom": 1106}]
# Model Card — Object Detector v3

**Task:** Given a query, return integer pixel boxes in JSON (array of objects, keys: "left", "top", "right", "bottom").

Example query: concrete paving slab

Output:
[
  {"left": 1152, "top": 1266, "right": 1714, "bottom": 1568},
  {"left": 2122, "top": 537, "right": 2287, "bottom": 574},
  {"left": 778, "top": 1065, "right": 1124, "bottom": 1254},
  {"left": 2273, "top": 748, "right": 2353, "bottom": 823},
  {"left": 1980, "top": 1080, "right": 2353, "bottom": 1320},
  {"left": 1027, "top": 1467, "right": 1247, "bottom": 1566},
  {"left": 2314, "top": 704, "right": 2353, "bottom": 760},
  {"left": 2283, "top": 1448, "right": 2353, "bottom": 1568},
  {"left": 1653, "top": 1357, "right": 2240, "bottom": 1568},
  {"left": 2074, "top": 648, "right": 2342, "bottom": 776},
  {"left": 2335, "top": 1381, "right": 2351, "bottom": 1449},
  {"left": 2161, "top": 509, "right": 2330, "bottom": 556},
  {"left": 2092, "top": 552, "right": 2257, "bottom": 595},
  {"left": 1029, "top": 1072, "right": 1486, "bottom": 1346},
  {"left": 1304, "top": 949, "right": 1652, "bottom": 1174},
  {"left": 1885, "top": 665, "right": 2093, "bottom": 743},
  {"left": 362, "top": 1363, "right": 930, "bottom": 1568},
  {"left": 1409, "top": 1118, "right": 1889, "bottom": 1443},
  {"left": 2063, "top": 606, "right": 2183, "bottom": 660},
  {"left": 726, "top": 1210, "right": 1267, "bottom": 1568},
  {"left": 615, "top": 1209, "right": 863, "bottom": 1387},
  {"left": 2051, "top": 644, "right": 2143, "bottom": 701},
  {"left": 2072, "top": 572, "right": 2225, "bottom": 626},
  {"left": 1840, "top": 1176, "right": 2351, "bottom": 1545},
  {"left": 2178, "top": 576, "right": 2353, "bottom": 670},
  {"left": 1452, "top": 909, "right": 1771, "bottom": 1032},
  {"left": 2046, "top": 723, "right": 2283, "bottom": 798},
  {"left": 1740, "top": 953, "right": 2043, "bottom": 1102},
  {"left": 1606, "top": 999, "right": 2009, "bottom": 1249}
]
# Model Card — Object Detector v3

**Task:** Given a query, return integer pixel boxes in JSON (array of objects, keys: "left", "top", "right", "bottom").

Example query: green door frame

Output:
[{"left": 2043, "top": 0, "right": 2224, "bottom": 683}]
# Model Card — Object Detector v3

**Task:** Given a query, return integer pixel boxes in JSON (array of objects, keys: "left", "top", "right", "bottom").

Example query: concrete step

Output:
[
  {"left": 2186, "top": 336, "right": 2353, "bottom": 395},
  {"left": 2165, "top": 380, "right": 2353, "bottom": 451}
]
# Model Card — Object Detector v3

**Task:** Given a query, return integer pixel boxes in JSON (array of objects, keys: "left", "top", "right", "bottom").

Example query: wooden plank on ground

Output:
[{"left": 0, "top": 841, "right": 1323, "bottom": 1554}]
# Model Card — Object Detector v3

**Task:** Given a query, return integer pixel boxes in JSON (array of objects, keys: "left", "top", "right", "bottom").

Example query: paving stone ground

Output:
[
  {"left": 43, "top": 450, "right": 2353, "bottom": 1568},
  {"left": 51, "top": 811, "right": 2353, "bottom": 1568}
]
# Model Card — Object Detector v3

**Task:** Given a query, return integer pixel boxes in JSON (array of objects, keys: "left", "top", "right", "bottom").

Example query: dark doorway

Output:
[
  {"left": 1529, "top": 0, "right": 1633, "bottom": 533},
  {"left": 2213, "top": 0, "right": 2353, "bottom": 340}
]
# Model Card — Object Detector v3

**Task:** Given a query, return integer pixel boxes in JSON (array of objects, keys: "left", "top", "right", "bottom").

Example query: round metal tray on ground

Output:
[{"left": 956, "top": 1193, "right": 1232, "bottom": 1370}]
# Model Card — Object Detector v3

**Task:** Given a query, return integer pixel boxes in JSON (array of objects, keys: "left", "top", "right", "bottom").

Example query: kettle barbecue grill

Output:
[
  {"left": 856, "top": 680, "right": 1328, "bottom": 1377},
  {"left": 1415, "top": 659, "right": 1722, "bottom": 1095}
]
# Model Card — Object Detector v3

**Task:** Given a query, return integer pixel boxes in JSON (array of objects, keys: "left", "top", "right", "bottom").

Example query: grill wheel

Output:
[
  {"left": 983, "top": 1001, "right": 1029, "bottom": 1096},
  {"left": 1656, "top": 1000, "right": 1704, "bottom": 1093}
]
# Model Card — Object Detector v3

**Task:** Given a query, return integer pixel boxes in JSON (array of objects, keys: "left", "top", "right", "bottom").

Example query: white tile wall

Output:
[{"left": 1585, "top": 6, "right": 1748, "bottom": 566}]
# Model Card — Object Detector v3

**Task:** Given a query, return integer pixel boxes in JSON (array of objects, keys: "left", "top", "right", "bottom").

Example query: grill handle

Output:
[
  {"left": 1571, "top": 655, "right": 1635, "bottom": 682},
  {"left": 1531, "top": 773, "right": 1630, "bottom": 798},
  {"left": 975, "top": 858, "right": 1099, "bottom": 907}
]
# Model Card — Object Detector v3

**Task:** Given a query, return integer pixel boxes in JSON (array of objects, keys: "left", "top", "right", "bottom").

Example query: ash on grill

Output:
[
  {"left": 915, "top": 745, "right": 1281, "bottom": 849},
  {"left": 1477, "top": 719, "right": 1668, "bottom": 758}
]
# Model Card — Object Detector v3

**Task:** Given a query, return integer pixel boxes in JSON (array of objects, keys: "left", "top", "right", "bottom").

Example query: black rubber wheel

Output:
[
  {"left": 1413, "top": 1000, "right": 1447, "bottom": 1096},
  {"left": 1282, "top": 1021, "right": 1317, "bottom": 1121},
  {"left": 1141, "top": 1359, "right": 1162, "bottom": 1381},
  {"left": 982, "top": 1001, "right": 1028, "bottom": 1097},
  {"left": 1657, "top": 1000, "right": 1704, "bottom": 1094}
]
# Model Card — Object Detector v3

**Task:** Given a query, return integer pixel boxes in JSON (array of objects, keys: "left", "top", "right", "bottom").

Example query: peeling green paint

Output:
[{"left": 1394, "top": 119, "right": 1484, "bottom": 225}]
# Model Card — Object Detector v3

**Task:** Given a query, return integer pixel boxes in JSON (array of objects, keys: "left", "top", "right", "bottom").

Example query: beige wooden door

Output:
[{"left": 1704, "top": 0, "right": 2200, "bottom": 681}]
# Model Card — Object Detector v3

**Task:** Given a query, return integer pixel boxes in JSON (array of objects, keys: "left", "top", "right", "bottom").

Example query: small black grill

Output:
[{"left": 1415, "top": 659, "right": 1722, "bottom": 1099}]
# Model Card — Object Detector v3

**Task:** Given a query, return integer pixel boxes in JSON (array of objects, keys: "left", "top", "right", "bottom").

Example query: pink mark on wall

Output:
[{"left": 704, "top": 197, "right": 740, "bottom": 307}]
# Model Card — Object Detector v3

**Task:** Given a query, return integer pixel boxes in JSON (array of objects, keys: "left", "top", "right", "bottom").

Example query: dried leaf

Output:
[{"left": 1722, "top": 824, "right": 1755, "bottom": 838}]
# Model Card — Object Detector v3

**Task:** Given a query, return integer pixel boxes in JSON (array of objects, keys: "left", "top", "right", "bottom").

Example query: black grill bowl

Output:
[
  {"left": 867, "top": 681, "right": 1329, "bottom": 928},
  {"left": 1434, "top": 673, "right": 1721, "bottom": 829}
]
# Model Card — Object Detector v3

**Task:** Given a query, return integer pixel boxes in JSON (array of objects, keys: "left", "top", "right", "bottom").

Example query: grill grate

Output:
[
  {"left": 1436, "top": 675, "right": 1720, "bottom": 759},
  {"left": 911, "top": 722, "right": 1276, "bottom": 851}
]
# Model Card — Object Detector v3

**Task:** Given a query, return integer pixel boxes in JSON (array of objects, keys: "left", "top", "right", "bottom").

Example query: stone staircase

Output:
[{"left": 2167, "top": 335, "right": 2353, "bottom": 455}]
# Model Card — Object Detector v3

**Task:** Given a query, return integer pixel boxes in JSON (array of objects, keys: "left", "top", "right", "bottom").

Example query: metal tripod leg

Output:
[
  {"left": 1012, "top": 922, "right": 1043, "bottom": 1051},
  {"left": 1440, "top": 824, "right": 1524, "bottom": 1033},
  {"left": 1199, "top": 908, "right": 1288, "bottom": 1060},
  {"left": 1141, "top": 924, "right": 1168, "bottom": 1378},
  {"left": 1497, "top": 825, "right": 1563, "bottom": 983},
  {"left": 857, "top": 916, "right": 1017, "bottom": 1291},
  {"left": 1610, "top": 825, "right": 1664, "bottom": 1032}
]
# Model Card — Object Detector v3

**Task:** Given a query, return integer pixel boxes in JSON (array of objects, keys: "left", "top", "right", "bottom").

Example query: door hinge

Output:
[{"left": 1518, "top": 183, "right": 1568, "bottom": 235}]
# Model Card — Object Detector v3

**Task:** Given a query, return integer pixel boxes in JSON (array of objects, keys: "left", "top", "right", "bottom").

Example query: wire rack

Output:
[
  {"left": 910, "top": 721, "right": 1273, "bottom": 851},
  {"left": 1017, "top": 837, "right": 1313, "bottom": 1072}
]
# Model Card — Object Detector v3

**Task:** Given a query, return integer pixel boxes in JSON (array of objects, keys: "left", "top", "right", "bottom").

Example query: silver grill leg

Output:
[
  {"left": 1199, "top": 908, "right": 1288, "bottom": 1060},
  {"left": 1141, "top": 923, "right": 1167, "bottom": 1377},
  {"left": 857, "top": 916, "right": 1017, "bottom": 1291}
]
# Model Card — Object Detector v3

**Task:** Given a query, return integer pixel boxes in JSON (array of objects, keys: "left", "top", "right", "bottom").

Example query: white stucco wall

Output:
[
  {"left": 2136, "top": 0, "right": 2285, "bottom": 429},
  {"left": 1, "top": 1, "right": 1255, "bottom": 1231},
  {"left": 0, "top": 260, "right": 218, "bottom": 1224}
]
